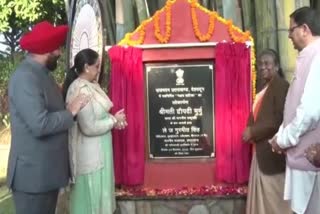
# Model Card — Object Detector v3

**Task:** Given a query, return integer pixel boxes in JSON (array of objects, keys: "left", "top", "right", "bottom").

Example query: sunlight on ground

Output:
[
  {"left": 0, "top": 128, "right": 13, "bottom": 214},
  {"left": 0, "top": 168, "right": 6, "bottom": 188},
  {"left": 0, "top": 127, "right": 10, "bottom": 185},
  {"left": 0, "top": 144, "right": 9, "bottom": 186}
]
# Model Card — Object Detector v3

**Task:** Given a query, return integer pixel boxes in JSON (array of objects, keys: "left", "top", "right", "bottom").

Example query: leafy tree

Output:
[{"left": 0, "top": 0, "right": 67, "bottom": 58}]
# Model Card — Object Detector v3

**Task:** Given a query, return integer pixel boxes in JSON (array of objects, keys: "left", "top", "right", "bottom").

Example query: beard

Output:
[{"left": 46, "top": 54, "right": 60, "bottom": 71}]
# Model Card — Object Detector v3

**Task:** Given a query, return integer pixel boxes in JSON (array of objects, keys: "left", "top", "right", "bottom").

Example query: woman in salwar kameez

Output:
[{"left": 63, "top": 48, "right": 127, "bottom": 214}]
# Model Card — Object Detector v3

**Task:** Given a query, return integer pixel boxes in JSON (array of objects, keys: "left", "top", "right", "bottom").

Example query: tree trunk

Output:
[
  {"left": 295, "top": 0, "right": 310, "bottom": 8},
  {"left": 135, "top": 0, "right": 149, "bottom": 24},
  {"left": 222, "top": 0, "right": 243, "bottom": 28},
  {"left": 158, "top": 0, "right": 167, "bottom": 9},
  {"left": 313, "top": 0, "right": 320, "bottom": 11},
  {"left": 116, "top": 0, "right": 125, "bottom": 42},
  {"left": 275, "top": 0, "right": 297, "bottom": 81},
  {"left": 213, "top": 0, "right": 224, "bottom": 16},
  {"left": 147, "top": 0, "right": 158, "bottom": 16},
  {"left": 254, "top": 0, "right": 278, "bottom": 55},
  {"left": 201, "top": 0, "right": 209, "bottom": 8},
  {"left": 241, "top": 0, "right": 256, "bottom": 36},
  {"left": 64, "top": 0, "right": 69, "bottom": 20},
  {"left": 210, "top": 0, "right": 217, "bottom": 10},
  {"left": 122, "top": 0, "right": 135, "bottom": 36},
  {"left": 104, "top": 0, "right": 116, "bottom": 44}
]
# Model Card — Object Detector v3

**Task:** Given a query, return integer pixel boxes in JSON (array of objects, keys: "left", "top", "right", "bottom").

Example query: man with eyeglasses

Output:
[{"left": 269, "top": 6, "right": 320, "bottom": 214}]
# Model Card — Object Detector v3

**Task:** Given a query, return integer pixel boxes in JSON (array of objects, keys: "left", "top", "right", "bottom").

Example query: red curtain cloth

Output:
[
  {"left": 214, "top": 43, "right": 252, "bottom": 184},
  {"left": 108, "top": 46, "right": 145, "bottom": 186}
]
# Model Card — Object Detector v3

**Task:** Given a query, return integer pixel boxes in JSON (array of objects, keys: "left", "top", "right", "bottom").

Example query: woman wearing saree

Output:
[{"left": 243, "top": 49, "right": 291, "bottom": 214}]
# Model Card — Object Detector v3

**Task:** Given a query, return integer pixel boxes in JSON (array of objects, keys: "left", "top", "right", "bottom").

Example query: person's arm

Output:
[
  {"left": 249, "top": 120, "right": 280, "bottom": 142},
  {"left": 277, "top": 55, "right": 320, "bottom": 149},
  {"left": 248, "top": 80, "right": 288, "bottom": 142},
  {"left": 76, "top": 86, "right": 116, "bottom": 137},
  {"left": 10, "top": 72, "right": 74, "bottom": 137},
  {"left": 242, "top": 113, "right": 254, "bottom": 142}
]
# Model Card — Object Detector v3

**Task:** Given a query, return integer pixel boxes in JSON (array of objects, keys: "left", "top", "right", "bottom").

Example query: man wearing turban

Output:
[{"left": 6, "top": 21, "right": 89, "bottom": 214}]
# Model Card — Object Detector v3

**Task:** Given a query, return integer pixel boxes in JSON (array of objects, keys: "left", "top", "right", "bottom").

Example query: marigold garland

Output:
[
  {"left": 118, "top": 20, "right": 149, "bottom": 46},
  {"left": 226, "top": 21, "right": 251, "bottom": 43},
  {"left": 118, "top": 0, "right": 256, "bottom": 100},
  {"left": 250, "top": 39, "right": 256, "bottom": 100},
  {"left": 190, "top": 0, "right": 215, "bottom": 42},
  {"left": 154, "top": 0, "right": 173, "bottom": 43}
]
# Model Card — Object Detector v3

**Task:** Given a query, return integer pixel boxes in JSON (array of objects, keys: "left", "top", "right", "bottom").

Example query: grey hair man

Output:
[{"left": 270, "top": 7, "right": 320, "bottom": 214}]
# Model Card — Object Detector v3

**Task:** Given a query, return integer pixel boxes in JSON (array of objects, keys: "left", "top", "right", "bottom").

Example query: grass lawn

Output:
[
  {"left": 0, "top": 180, "right": 14, "bottom": 214},
  {"left": 1, "top": 155, "right": 14, "bottom": 214},
  {"left": 0, "top": 174, "right": 14, "bottom": 212},
  {"left": 0, "top": 129, "right": 68, "bottom": 214},
  {"left": 0, "top": 134, "right": 14, "bottom": 214},
  {"left": 0, "top": 186, "right": 14, "bottom": 214}
]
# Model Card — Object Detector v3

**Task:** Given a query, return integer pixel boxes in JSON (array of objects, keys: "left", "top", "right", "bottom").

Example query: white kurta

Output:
[{"left": 275, "top": 52, "right": 320, "bottom": 214}]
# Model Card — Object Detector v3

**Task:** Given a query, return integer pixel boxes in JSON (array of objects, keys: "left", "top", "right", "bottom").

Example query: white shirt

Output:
[{"left": 275, "top": 54, "right": 320, "bottom": 214}]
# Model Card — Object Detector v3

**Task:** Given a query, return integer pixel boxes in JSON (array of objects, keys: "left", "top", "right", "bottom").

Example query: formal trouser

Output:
[
  {"left": 12, "top": 189, "right": 59, "bottom": 214},
  {"left": 304, "top": 174, "right": 320, "bottom": 214}
]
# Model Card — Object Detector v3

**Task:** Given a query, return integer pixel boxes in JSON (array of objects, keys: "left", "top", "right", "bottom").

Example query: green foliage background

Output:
[
  {"left": 0, "top": 51, "right": 67, "bottom": 129},
  {"left": 0, "top": 0, "right": 66, "bottom": 32}
]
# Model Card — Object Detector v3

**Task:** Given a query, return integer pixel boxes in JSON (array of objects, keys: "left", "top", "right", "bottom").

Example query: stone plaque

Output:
[{"left": 146, "top": 62, "right": 214, "bottom": 158}]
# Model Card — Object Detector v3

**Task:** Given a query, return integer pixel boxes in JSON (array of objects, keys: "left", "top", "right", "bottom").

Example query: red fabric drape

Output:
[
  {"left": 215, "top": 43, "right": 252, "bottom": 183},
  {"left": 108, "top": 46, "right": 145, "bottom": 186}
]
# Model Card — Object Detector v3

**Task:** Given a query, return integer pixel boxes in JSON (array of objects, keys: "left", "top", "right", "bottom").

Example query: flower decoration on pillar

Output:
[
  {"left": 154, "top": 0, "right": 173, "bottom": 43},
  {"left": 190, "top": 0, "right": 215, "bottom": 42},
  {"left": 117, "top": 0, "right": 256, "bottom": 100}
]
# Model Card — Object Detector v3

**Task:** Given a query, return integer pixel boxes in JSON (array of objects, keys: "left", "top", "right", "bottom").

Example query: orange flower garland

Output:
[
  {"left": 118, "top": 20, "right": 149, "bottom": 46},
  {"left": 190, "top": 0, "right": 215, "bottom": 42},
  {"left": 154, "top": 0, "right": 173, "bottom": 43},
  {"left": 250, "top": 39, "right": 257, "bottom": 100},
  {"left": 118, "top": 0, "right": 256, "bottom": 99},
  {"left": 226, "top": 20, "right": 251, "bottom": 43}
]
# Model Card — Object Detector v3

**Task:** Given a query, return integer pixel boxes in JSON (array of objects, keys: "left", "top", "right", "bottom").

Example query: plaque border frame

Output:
[{"left": 145, "top": 61, "right": 215, "bottom": 159}]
